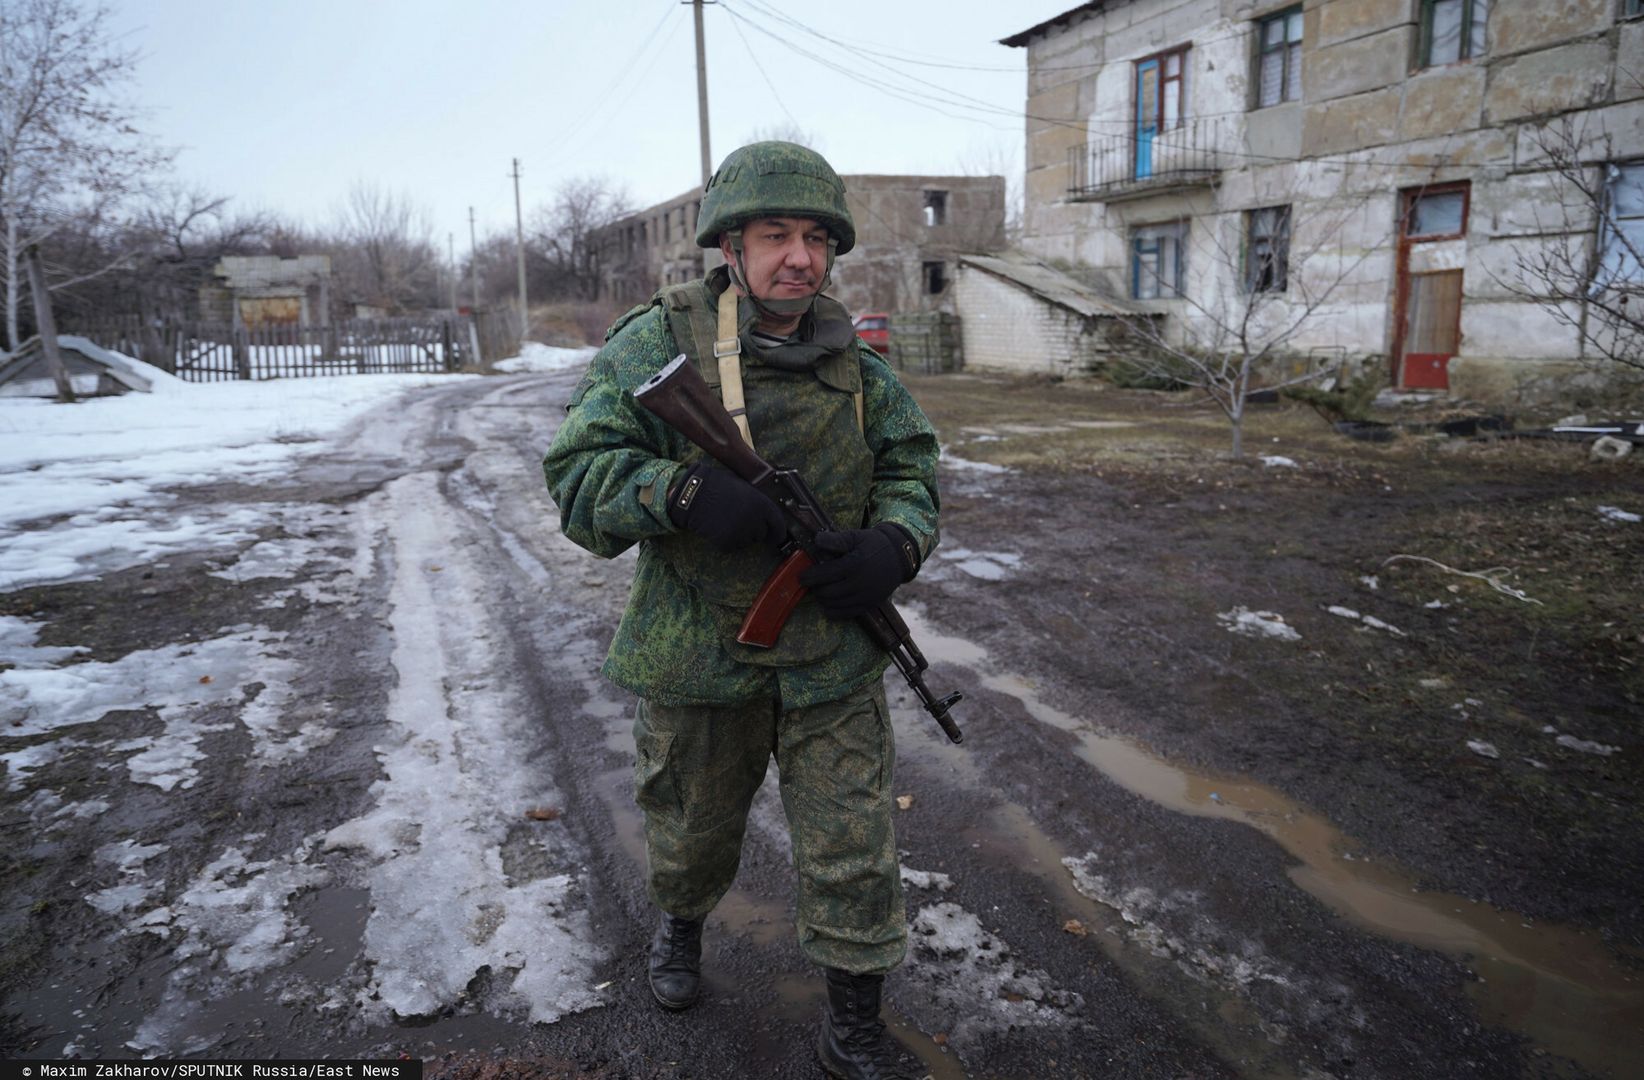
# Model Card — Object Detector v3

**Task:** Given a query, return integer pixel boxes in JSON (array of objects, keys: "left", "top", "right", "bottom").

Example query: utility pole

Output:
[
  {"left": 511, "top": 158, "right": 528, "bottom": 345},
  {"left": 448, "top": 232, "right": 457, "bottom": 311},
  {"left": 690, "top": 0, "right": 714, "bottom": 186},
  {"left": 468, "top": 206, "right": 480, "bottom": 311}
]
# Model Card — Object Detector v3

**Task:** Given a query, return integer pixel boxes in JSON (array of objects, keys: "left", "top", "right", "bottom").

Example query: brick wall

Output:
[{"left": 954, "top": 264, "right": 1110, "bottom": 377}]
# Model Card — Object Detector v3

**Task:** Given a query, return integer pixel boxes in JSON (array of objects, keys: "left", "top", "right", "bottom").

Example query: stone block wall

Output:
[{"left": 1004, "top": 0, "right": 1644, "bottom": 402}]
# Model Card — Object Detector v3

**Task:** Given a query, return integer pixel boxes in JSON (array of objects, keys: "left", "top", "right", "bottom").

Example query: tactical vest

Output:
[{"left": 623, "top": 273, "right": 874, "bottom": 668}]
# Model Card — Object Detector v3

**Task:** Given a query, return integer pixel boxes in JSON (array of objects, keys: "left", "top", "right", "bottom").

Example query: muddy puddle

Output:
[{"left": 900, "top": 605, "right": 1644, "bottom": 1079}]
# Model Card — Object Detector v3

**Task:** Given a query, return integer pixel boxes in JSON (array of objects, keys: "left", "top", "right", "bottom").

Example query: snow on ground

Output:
[
  {"left": 492, "top": 342, "right": 596, "bottom": 374},
  {"left": 1217, "top": 607, "right": 1302, "bottom": 642},
  {"left": 0, "top": 358, "right": 477, "bottom": 590},
  {"left": 322, "top": 471, "right": 605, "bottom": 1024},
  {"left": 906, "top": 900, "right": 1086, "bottom": 1051}
]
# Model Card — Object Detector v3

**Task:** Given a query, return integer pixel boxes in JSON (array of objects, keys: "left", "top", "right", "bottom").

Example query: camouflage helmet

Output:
[{"left": 695, "top": 141, "right": 856, "bottom": 255}]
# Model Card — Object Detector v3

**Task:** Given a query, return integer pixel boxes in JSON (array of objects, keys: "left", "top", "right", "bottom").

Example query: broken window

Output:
[
  {"left": 923, "top": 190, "right": 948, "bottom": 227},
  {"left": 1131, "top": 220, "right": 1188, "bottom": 299},
  {"left": 1256, "top": 8, "right": 1303, "bottom": 108},
  {"left": 924, "top": 261, "right": 947, "bottom": 294},
  {"left": 1421, "top": 0, "right": 1488, "bottom": 68},
  {"left": 1244, "top": 206, "right": 1291, "bottom": 293},
  {"left": 1600, "top": 161, "right": 1644, "bottom": 286}
]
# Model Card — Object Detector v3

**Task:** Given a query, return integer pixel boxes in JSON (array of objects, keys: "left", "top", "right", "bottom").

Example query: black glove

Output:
[
  {"left": 798, "top": 522, "right": 920, "bottom": 619},
  {"left": 666, "top": 463, "right": 787, "bottom": 551}
]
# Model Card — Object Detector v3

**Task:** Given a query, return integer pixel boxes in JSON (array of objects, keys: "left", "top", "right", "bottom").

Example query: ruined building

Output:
[{"left": 590, "top": 174, "right": 1007, "bottom": 318}]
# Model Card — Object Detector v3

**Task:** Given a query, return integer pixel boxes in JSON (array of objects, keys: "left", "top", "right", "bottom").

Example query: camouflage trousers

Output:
[{"left": 632, "top": 680, "right": 906, "bottom": 975}]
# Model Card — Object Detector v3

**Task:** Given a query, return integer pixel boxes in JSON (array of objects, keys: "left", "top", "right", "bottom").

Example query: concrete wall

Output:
[{"left": 1008, "top": 0, "right": 1644, "bottom": 403}]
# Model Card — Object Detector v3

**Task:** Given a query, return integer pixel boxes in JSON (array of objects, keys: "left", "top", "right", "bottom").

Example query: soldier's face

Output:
[{"left": 725, "top": 217, "right": 829, "bottom": 302}]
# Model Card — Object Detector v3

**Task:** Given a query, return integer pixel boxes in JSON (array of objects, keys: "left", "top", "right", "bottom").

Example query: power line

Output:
[
  {"left": 724, "top": 0, "right": 802, "bottom": 133},
  {"left": 539, "top": 4, "right": 686, "bottom": 162},
  {"left": 722, "top": 1, "right": 1506, "bottom": 173}
]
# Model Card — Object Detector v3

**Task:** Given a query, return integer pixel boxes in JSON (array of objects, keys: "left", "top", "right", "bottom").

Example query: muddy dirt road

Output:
[{"left": 3, "top": 368, "right": 1639, "bottom": 1078}]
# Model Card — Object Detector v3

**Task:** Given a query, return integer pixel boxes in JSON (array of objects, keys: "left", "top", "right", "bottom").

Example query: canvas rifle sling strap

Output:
[
  {"left": 712, "top": 286, "right": 865, "bottom": 449},
  {"left": 715, "top": 287, "right": 755, "bottom": 450}
]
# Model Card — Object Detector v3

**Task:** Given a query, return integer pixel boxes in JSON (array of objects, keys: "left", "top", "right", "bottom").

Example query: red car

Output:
[{"left": 853, "top": 312, "right": 890, "bottom": 355}]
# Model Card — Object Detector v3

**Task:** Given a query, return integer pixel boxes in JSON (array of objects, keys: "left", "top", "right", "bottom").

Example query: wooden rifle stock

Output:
[{"left": 633, "top": 354, "right": 964, "bottom": 744}]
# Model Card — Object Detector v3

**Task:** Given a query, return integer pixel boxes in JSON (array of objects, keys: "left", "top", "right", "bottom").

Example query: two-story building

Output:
[
  {"left": 591, "top": 174, "right": 1007, "bottom": 319},
  {"left": 1003, "top": 0, "right": 1644, "bottom": 401}
]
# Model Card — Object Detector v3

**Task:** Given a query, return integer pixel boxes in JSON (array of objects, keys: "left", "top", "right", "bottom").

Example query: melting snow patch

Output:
[
  {"left": 906, "top": 902, "right": 1084, "bottom": 1050},
  {"left": 0, "top": 615, "right": 88, "bottom": 667},
  {"left": 126, "top": 837, "right": 329, "bottom": 1055},
  {"left": 930, "top": 547, "right": 1022, "bottom": 582},
  {"left": 1260, "top": 455, "right": 1298, "bottom": 468},
  {"left": 85, "top": 840, "right": 170, "bottom": 917},
  {"left": 1325, "top": 606, "right": 1407, "bottom": 637},
  {"left": 1555, "top": 734, "right": 1620, "bottom": 756},
  {"left": 1597, "top": 505, "right": 1640, "bottom": 523},
  {"left": 320, "top": 474, "right": 605, "bottom": 1026},
  {"left": 1217, "top": 607, "right": 1301, "bottom": 641},
  {"left": 1062, "top": 851, "right": 1358, "bottom": 1037},
  {"left": 940, "top": 452, "right": 1012, "bottom": 475},
  {"left": 1466, "top": 740, "right": 1500, "bottom": 760},
  {"left": 900, "top": 866, "right": 953, "bottom": 892},
  {"left": 0, "top": 625, "right": 309, "bottom": 789},
  {"left": 0, "top": 505, "right": 268, "bottom": 591},
  {"left": 493, "top": 343, "right": 596, "bottom": 373}
]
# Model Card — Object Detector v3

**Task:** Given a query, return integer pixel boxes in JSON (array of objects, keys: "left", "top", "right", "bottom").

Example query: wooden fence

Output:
[
  {"left": 64, "top": 316, "right": 482, "bottom": 381},
  {"left": 890, "top": 312, "right": 963, "bottom": 374}
]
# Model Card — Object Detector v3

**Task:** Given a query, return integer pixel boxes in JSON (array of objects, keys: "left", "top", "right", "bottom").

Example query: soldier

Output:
[{"left": 542, "top": 141, "right": 940, "bottom": 1079}]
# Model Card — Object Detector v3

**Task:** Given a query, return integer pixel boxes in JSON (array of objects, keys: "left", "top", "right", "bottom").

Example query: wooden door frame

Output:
[{"left": 1392, "top": 180, "right": 1470, "bottom": 388}]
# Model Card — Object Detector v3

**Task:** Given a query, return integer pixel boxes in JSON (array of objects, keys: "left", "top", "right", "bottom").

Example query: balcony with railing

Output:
[{"left": 1068, "top": 117, "right": 1233, "bottom": 203}]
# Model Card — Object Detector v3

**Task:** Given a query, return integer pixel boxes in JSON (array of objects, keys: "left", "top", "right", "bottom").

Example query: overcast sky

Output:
[{"left": 106, "top": 0, "right": 1081, "bottom": 253}]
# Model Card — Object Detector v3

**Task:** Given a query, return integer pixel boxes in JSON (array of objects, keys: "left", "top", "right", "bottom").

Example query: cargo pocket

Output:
[{"left": 633, "top": 727, "right": 682, "bottom": 825}]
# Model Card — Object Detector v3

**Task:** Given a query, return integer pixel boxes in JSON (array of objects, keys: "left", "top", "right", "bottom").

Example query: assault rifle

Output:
[{"left": 633, "top": 353, "right": 964, "bottom": 744}]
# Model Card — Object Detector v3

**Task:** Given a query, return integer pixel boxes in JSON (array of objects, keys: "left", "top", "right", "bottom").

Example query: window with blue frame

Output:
[{"left": 1132, "top": 221, "right": 1188, "bottom": 299}]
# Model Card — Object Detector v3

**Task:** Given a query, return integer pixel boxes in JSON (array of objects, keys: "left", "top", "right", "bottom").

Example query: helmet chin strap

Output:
[{"left": 724, "top": 229, "right": 839, "bottom": 322}]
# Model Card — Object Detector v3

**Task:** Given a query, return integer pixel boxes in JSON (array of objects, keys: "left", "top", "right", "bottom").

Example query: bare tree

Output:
[
  {"left": 0, "top": 0, "right": 171, "bottom": 348},
  {"left": 330, "top": 181, "right": 440, "bottom": 313},
  {"left": 1110, "top": 165, "right": 1396, "bottom": 457},
  {"left": 531, "top": 176, "right": 631, "bottom": 301},
  {"left": 1497, "top": 114, "right": 1644, "bottom": 375}
]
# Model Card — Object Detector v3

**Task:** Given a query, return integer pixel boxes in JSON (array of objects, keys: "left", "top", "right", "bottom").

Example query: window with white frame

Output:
[
  {"left": 1421, "top": 0, "right": 1489, "bottom": 67},
  {"left": 1245, "top": 206, "right": 1291, "bottom": 292},
  {"left": 1132, "top": 221, "right": 1188, "bottom": 299},
  {"left": 1600, "top": 162, "right": 1644, "bottom": 286},
  {"left": 1256, "top": 8, "right": 1303, "bottom": 107},
  {"left": 1628, "top": 0, "right": 1644, "bottom": 19}
]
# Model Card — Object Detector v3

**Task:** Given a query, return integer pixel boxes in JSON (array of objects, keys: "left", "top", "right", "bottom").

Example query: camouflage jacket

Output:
[{"left": 542, "top": 275, "right": 941, "bottom": 708}]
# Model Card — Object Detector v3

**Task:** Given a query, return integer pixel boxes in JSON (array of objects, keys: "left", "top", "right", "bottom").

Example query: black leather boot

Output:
[
  {"left": 817, "top": 967, "right": 914, "bottom": 1080},
  {"left": 647, "top": 911, "right": 704, "bottom": 1011}
]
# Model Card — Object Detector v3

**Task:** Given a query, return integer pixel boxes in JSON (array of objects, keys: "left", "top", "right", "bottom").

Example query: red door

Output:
[{"left": 1393, "top": 184, "right": 1469, "bottom": 390}]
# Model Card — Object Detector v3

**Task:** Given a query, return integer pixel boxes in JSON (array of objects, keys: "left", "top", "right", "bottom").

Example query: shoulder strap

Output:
[
  {"left": 715, "top": 287, "right": 755, "bottom": 450},
  {"left": 657, "top": 279, "right": 865, "bottom": 446}
]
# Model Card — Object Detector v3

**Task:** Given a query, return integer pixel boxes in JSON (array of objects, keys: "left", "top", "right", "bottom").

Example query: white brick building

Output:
[{"left": 954, "top": 254, "right": 1132, "bottom": 376}]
